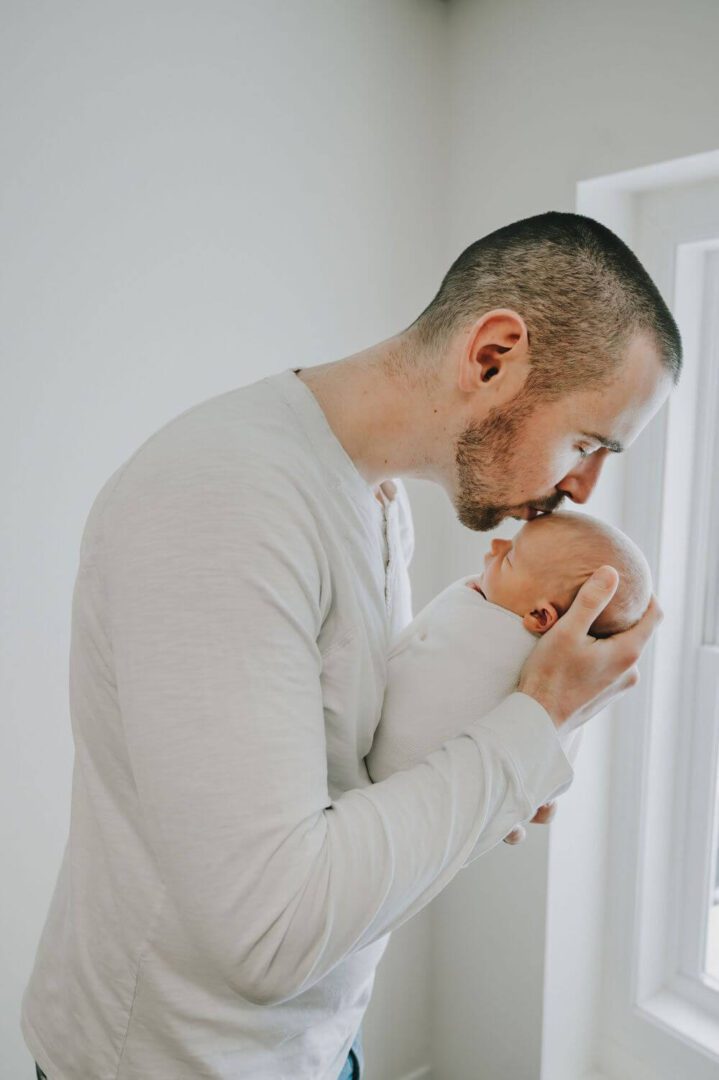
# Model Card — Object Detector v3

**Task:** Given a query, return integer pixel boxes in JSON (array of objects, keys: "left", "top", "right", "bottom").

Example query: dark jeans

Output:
[{"left": 35, "top": 1026, "right": 364, "bottom": 1080}]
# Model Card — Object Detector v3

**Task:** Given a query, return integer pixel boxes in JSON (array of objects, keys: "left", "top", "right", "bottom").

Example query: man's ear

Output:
[
  {"left": 522, "top": 602, "right": 559, "bottom": 635},
  {"left": 457, "top": 308, "right": 530, "bottom": 397}
]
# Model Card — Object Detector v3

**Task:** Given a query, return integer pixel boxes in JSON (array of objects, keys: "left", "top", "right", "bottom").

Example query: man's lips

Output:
[{"left": 514, "top": 496, "right": 566, "bottom": 519}]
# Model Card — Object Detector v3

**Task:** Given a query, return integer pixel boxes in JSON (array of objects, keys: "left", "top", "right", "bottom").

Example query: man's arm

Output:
[
  {"left": 102, "top": 466, "right": 573, "bottom": 1008},
  {"left": 502, "top": 724, "right": 584, "bottom": 845}
]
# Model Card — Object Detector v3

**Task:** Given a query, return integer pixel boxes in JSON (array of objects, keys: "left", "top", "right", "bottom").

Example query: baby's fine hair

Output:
[{"left": 537, "top": 510, "right": 652, "bottom": 637}]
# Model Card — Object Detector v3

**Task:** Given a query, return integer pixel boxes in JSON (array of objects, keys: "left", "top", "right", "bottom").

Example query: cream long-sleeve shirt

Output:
[{"left": 21, "top": 367, "right": 575, "bottom": 1080}]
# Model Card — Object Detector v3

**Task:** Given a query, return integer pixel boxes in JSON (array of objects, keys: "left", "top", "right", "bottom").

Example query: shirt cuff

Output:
[
  {"left": 469, "top": 690, "right": 576, "bottom": 813},
  {"left": 455, "top": 693, "right": 575, "bottom": 870}
]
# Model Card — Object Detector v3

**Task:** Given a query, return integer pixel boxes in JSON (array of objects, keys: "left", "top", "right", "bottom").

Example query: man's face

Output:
[{"left": 452, "top": 332, "right": 673, "bottom": 532}]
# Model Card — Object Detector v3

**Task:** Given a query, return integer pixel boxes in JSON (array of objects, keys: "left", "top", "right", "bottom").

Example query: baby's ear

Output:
[{"left": 522, "top": 602, "right": 559, "bottom": 635}]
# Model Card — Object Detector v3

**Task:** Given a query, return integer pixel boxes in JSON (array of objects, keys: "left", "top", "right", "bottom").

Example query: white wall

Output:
[{"left": 2, "top": 3, "right": 450, "bottom": 1078}]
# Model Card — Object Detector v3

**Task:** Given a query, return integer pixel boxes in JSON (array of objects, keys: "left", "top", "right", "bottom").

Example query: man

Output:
[{"left": 21, "top": 212, "right": 679, "bottom": 1080}]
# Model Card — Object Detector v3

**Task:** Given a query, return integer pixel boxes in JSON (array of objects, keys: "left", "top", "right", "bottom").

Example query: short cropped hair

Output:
[{"left": 405, "top": 212, "right": 682, "bottom": 398}]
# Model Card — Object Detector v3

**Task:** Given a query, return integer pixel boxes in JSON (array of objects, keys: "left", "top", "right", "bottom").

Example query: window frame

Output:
[
  {"left": 676, "top": 248, "right": 719, "bottom": 1005},
  {"left": 576, "top": 159, "right": 719, "bottom": 1079}
]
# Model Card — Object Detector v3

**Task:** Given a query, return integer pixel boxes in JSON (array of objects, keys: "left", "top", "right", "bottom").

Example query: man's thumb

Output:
[{"left": 569, "top": 565, "right": 619, "bottom": 632}]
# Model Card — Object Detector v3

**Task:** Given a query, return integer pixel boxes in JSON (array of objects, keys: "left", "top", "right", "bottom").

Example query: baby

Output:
[
  {"left": 365, "top": 511, "right": 652, "bottom": 831},
  {"left": 464, "top": 508, "right": 652, "bottom": 639}
]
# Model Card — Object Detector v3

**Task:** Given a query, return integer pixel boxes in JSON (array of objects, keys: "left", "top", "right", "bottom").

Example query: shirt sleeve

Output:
[{"left": 102, "top": 462, "right": 574, "bottom": 1008}]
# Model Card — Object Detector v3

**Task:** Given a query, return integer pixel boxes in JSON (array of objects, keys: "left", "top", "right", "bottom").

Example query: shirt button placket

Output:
[{"left": 384, "top": 500, "right": 396, "bottom": 617}]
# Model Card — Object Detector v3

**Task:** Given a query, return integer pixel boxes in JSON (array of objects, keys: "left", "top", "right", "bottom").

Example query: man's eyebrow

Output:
[{"left": 582, "top": 432, "right": 625, "bottom": 453}]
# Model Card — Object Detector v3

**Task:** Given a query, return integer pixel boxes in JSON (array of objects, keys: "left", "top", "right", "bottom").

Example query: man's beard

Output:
[{"left": 453, "top": 387, "right": 563, "bottom": 531}]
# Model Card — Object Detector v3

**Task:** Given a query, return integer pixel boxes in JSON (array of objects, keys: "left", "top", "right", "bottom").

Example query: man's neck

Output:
[{"left": 294, "top": 335, "right": 452, "bottom": 488}]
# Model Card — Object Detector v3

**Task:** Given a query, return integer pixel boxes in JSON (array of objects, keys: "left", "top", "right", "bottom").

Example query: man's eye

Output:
[{"left": 577, "top": 445, "right": 591, "bottom": 459}]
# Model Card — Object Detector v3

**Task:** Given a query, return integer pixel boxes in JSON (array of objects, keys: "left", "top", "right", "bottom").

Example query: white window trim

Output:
[{"left": 574, "top": 151, "right": 719, "bottom": 1080}]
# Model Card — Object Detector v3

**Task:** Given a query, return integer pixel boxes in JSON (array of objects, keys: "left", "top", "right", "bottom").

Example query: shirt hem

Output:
[{"left": 20, "top": 1009, "right": 69, "bottom": 1080}]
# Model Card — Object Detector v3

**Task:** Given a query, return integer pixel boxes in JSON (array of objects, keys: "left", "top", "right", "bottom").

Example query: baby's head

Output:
[{"left": 475, "top": 510, "right": 652, "bottom": 638}]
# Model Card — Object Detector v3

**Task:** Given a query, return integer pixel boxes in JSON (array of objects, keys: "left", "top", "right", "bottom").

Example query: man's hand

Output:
[
  {"left": 502, "top": 566, "right": 662, "bottom": 846},
  {"left": 517, "top": 565, "right": 663, "bottom": 734},
  {"left": 503, "top": 800, "right": 557, "bottom": 845}
]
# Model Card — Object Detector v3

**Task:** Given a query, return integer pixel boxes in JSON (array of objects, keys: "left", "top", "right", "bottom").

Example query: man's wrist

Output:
[
  {"left": 517, "top": 678, "right": 574, "bottom": 730},
  {"left": 470, "top": 691, "right": 575, "bottom": 806}
]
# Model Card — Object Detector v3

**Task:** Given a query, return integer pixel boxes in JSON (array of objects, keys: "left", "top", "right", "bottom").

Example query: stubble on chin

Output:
[
  {"left": 453, "top": 401, "right": 532, "bottom": 532},
  {"left": 455, "top": 498, "right": 508, "bottom": 533},
  {"left": 452, "top": 424, "right": 520, "bottom": 527}
]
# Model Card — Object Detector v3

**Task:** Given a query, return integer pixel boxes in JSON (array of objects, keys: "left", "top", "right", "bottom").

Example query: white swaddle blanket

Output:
[{"left": 366, "top": 574, "right": 581, "bottom": 859}]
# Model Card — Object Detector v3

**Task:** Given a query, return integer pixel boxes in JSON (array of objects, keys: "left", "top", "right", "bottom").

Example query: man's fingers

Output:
[
  {"left": 605, "top": 592, "right": 663, "bottom": 658},
  {"left": 560, "top": 565, "right": 619, "bottom": 637},
  {"left": 529, "top": 800, "right": 557, "bottom": 825},
  {"left": 568, "top": 666, "right": 639, "bottom": 727},
  {"left": 623, "top": 665, "right": 640, "bottom": 689},
  {"left": 503, "top": 825, "right": 526, "bottom": 845},
  {"left": 504, "top": 801, "right": 560, "bottom": 843}
]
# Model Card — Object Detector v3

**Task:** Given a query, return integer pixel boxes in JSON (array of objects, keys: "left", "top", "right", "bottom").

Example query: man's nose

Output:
[{"left": 556, "top": 451, "right": 608, "bottom": 504}]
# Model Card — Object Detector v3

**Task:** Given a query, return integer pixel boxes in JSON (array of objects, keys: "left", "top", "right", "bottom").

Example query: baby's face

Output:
[{"left": 476, "top": 518, "right": 555, "bottom": 619}]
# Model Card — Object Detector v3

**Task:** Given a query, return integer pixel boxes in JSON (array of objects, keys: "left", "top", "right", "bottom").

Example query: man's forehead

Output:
[{"left": 575, "top": 339, "right": 671, "bottom": 447}]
